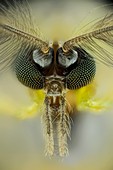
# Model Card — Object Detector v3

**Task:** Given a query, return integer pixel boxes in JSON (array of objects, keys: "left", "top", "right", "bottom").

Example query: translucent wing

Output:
[{"left": 0, "top": 0, "right": 49, "bottom": 72}]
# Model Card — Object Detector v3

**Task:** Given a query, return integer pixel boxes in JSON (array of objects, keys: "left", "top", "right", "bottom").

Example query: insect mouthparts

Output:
[{"left": 42, "top": 76, "right": 71, "bottom": 156}]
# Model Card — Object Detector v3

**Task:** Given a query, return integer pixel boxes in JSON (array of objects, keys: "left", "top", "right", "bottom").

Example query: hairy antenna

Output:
[{"left": 63, "top": 26, "right": 113, "bottom": 51}]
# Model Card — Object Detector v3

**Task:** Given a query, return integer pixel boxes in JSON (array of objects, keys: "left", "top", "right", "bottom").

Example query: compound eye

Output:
[
  {"left": 66, "top": 48, "right": 96, "bottom": 90},
  {"left": 57, "top": 48, "right": 78, "bottom": 68},
  {"left": 14, "top": 49, "right": 45, "bottom": 90},
  {"left": 33, "top": 48, "right": 53, "bottom": 68}
]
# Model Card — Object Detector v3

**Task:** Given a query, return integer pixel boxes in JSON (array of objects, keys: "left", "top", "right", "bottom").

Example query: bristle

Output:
[
  {"left": 63, "top": 25, "right": 113, "bottom": 50},
  {"left": 0, "top": 24, "right": 48, "bottom": 47},
  {"left": 0, "top": 0, "right": 39, "bottom": 37},
  {"left": 63, "top": 12, "right": 113, "bottom": 67},
  {"left": 0, "top": 0, "right": 49, "bottom": 72},
  {"left": 57, "top": 97, "right": 71, "bottom": 157},
  {"left": 42, "top": 97, "right": 54, "bottom": 156}
]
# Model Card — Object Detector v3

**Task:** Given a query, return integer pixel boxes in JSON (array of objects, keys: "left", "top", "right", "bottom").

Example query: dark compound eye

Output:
[
  {"left": 56, "top": 47, "right": 96, "bottom": 89},
  {"left": 14, "top": 48, "right": 53, "bottom": 90},
  {"left": 65, "top": 47, "right": 96, "bottom": 89},
  {"left": 14, "top": 49, "right": 44, "bottom": 89}
]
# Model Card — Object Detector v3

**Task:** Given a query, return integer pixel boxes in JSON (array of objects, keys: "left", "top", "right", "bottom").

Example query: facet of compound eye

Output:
[
  {"left": 33, "top": 48, "right": 53, "bottom": 68},
  {"left": 57, "top": 48, "right": 78, "bottom": 68},
  {"left": 14, "top": 51, "right": 44, "bottom": 89},
  {"left": 66, "top": 53, "right": 96, "bottom": 89}
]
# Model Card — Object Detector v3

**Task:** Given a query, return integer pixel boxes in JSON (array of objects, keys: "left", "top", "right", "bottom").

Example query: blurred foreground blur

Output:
[{"left": 1, "top": 0, "right": 113, "bottom": 170}]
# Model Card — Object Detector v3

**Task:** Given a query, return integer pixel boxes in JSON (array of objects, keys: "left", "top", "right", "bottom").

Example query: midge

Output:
[{"left": 0, "top": 1, "right": 113, "bottom": 156}]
